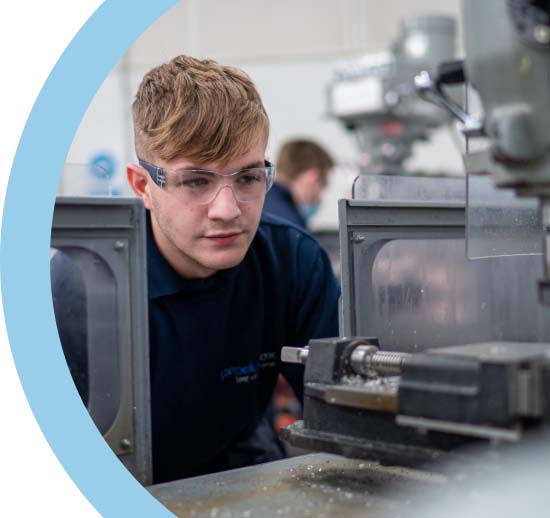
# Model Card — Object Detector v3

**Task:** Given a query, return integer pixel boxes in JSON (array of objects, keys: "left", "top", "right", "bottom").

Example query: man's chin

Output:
[{"left": 201, "top": 251, "right": 246, "bottom": 272}]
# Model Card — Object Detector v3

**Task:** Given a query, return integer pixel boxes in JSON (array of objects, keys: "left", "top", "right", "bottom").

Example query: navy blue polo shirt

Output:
[
  {"left": 263, "top": 183, "right": 306, "bottom": 229},
  {"left": 147, "top": 211, "right": 340, "bottom": 482}
]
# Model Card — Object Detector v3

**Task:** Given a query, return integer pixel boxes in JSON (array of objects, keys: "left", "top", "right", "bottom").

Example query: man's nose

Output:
[{"left": 207, "top": 185, "right": 241, "bottom": 220}]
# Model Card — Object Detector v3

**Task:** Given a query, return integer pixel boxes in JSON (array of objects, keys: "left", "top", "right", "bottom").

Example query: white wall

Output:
[{"left": 65, "top": 0, "right": 464, "bottom": 227}]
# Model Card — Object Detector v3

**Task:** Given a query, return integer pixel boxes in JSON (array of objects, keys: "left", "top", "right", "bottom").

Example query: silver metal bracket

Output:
[{"left": 414, "top": 70, "right": 483, "bottom": 137}]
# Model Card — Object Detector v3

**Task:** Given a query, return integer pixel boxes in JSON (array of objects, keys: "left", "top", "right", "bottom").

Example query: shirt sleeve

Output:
[{"left": 280, "top": 235, "right": 341, "bottom": 400}]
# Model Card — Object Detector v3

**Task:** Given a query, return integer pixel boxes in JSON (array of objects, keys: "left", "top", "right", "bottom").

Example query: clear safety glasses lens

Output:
[
  {"left": 169, "top": 168, "right": 272, "bottom": 204},
  {"left": 139, "top": 160, "right": 275, "bottom": 205}
]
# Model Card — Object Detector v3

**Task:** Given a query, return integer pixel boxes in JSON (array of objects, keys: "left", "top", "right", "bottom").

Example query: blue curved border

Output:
[{"left": 1, "top": 1, "right": 178, "bottom": 516}]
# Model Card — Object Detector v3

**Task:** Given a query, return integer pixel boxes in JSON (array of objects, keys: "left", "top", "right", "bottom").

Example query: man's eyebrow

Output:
[
  {"left": 184, "top": 161, "right": 264, "bottom": 171},
  {"left": 240, "top": 160, "right": 265, "bottom": 170},
  {"left": 187, "top": 168, "right": 216, "bottom": 174}
]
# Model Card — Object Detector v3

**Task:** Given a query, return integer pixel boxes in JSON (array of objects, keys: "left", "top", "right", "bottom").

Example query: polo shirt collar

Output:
[
  {"left": 269, "top": 183, "right": 306, "bottom": 228},
  {"left": 271, "top": 182, "right": 294, "bottom": 205}
]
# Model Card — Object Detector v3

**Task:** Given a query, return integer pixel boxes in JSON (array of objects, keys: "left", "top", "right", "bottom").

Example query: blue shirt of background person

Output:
[{"left": 263, "top": 139, "right": 334, "bottom": 230}]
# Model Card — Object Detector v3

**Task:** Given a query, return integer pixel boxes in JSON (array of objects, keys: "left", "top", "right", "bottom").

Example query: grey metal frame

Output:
[
  {"left": 51, "top": 196, "right": 152, "bottom": 485},
  {"left": 338, "top": 199, "right": 465, "bottom": 338}
]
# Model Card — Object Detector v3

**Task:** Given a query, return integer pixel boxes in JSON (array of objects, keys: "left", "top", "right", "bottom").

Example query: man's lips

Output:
[{"left": 204, "top": 231, "right": 243, "bottom": 245}]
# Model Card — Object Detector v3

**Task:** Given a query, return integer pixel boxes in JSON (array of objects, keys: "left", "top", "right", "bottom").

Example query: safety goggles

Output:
[{"left": 138, "top": 159, "right": 275, "bottom": 205}]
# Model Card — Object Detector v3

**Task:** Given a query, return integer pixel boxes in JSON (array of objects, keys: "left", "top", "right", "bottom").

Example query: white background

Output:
[{"left": 0, "top": 2, "right": 102, "bottom": 516}]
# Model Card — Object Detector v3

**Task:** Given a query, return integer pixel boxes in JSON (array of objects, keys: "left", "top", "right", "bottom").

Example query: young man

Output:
[
  {"left": 125, "top": 56, "right": 340, "bottom": 483},
  {"left": 263, "top": 139, "right": 334, "bottom": 229}
]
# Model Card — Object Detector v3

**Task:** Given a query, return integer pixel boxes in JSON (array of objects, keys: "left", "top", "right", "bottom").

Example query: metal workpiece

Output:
[{"left": 323, "top": 378, "right": 400, "bottom": 414}]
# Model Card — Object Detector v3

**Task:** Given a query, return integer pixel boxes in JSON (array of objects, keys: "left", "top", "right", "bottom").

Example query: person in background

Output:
[{"left": 263, "top": 139, "right": 334, "bottom": 229}]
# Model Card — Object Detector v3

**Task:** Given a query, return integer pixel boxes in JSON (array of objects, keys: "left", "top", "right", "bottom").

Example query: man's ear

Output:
[{"left": 127, "top": 163, "right": 153, "bottom": 210}]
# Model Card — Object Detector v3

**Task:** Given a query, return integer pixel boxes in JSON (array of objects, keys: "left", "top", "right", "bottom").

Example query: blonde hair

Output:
[{"left": 132, "top": 55, "right": 269, "bottom": 164}]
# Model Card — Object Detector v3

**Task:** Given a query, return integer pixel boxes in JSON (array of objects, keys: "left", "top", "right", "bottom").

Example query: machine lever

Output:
[{"left": 414, "top": 68, "right": 483, "bottom": 137}]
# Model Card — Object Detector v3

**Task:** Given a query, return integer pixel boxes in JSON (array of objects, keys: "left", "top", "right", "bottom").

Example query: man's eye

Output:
[
  {"left": 237, "top": 172, "right": 261, "bottom": 184},
  {"left": 181, "top": 177, "right": 210, "bottom": 188}
]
